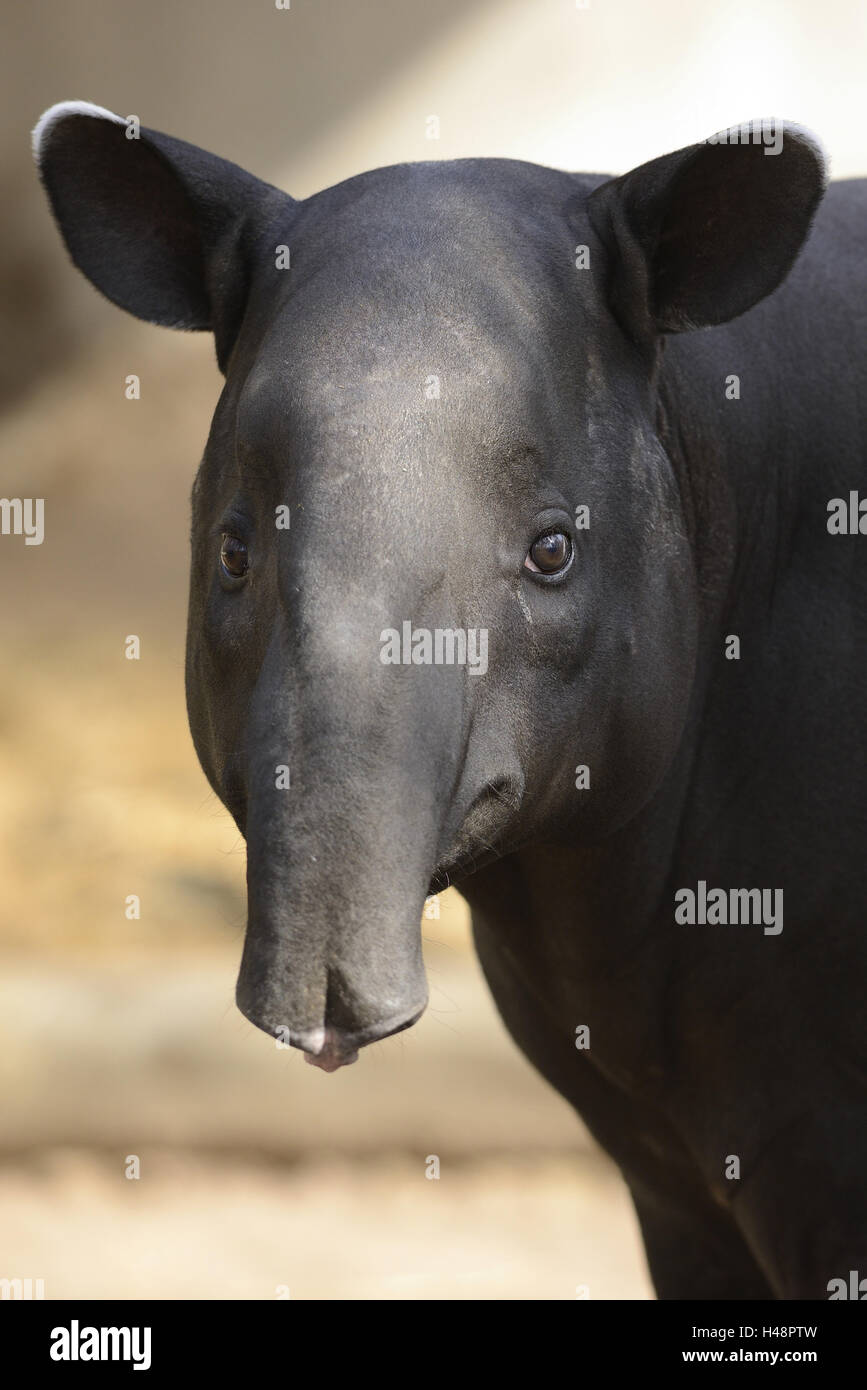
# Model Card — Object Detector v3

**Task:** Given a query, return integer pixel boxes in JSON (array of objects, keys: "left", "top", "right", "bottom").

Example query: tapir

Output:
[{"left": 34, "top": 101, "right": 867, "bottom": 1300}]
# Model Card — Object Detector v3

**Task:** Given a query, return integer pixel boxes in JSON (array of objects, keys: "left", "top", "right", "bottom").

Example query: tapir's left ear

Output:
[
  {"left": 587, "top": 121, "right": 827, "bottom": 340},
  {"left": 33, "top": 101, "right": 292, "bottom": 372}
]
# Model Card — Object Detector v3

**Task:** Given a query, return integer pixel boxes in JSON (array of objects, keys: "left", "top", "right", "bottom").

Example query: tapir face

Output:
[{"left": 36, "top": 104, "right": 825, "bottom": 1068}]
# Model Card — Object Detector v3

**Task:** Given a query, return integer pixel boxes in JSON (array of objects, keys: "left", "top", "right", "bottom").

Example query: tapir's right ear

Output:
[{"left": 33, "top": 101, "right": 292, "bottom": 372}]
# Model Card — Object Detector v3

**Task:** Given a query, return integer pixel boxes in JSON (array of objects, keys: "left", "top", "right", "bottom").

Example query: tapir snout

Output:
[{"left": 231, "top": 591, "right": 459, "bottom": 1065}]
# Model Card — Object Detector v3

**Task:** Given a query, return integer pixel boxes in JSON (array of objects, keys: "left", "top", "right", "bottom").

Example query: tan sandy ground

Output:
[
  {"left": 0, "top": 1150, "right": 651, "bottom": 1301},
  {"left": 0, "top": 946, "right": 653, "bottom": 1299}
]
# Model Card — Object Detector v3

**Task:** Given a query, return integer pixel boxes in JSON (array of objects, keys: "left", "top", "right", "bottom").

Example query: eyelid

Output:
[{"left": 212, "top": 509, "right": 254, "bottom": 541}]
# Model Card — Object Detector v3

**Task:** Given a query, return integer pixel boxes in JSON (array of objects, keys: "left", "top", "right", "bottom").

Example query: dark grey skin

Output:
[{"left": 35, "top": 102, "right": 867, "bottom": 1299}]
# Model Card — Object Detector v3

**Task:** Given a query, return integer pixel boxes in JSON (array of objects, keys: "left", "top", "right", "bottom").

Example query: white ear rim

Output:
[
  {"left": 32, "top": 100, "right": 126, "bottom": 164},
  {"left": 778, "top": 121, "right": 831, "bottom": 189},
  {"left": 704, "top": 118, "right": 830, "bottom": 189}
]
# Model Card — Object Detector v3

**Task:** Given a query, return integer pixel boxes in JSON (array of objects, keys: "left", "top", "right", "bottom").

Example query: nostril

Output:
[
  {"left": 357, "top": 1001, "right": 427, "bottom": 1048},
  {"left": 323, "top": 964, "right": 428, "bottom": 1045}
]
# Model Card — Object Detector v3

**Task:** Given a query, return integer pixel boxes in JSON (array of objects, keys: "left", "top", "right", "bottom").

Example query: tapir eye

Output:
[
  {"left": 524, "top": 531, "right": 573, "bottom": 576},
  {"left": 220, "top": 533, "right": 249, "bottom": 579}
]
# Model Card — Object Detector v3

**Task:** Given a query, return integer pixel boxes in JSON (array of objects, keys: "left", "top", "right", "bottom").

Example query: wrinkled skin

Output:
[{"left": 36, "top": 103, "right": 867, "bottom": 1297}]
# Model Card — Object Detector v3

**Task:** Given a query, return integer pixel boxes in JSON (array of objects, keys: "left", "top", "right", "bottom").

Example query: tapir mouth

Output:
[
  {"left": 428, "top": 853, "right": 492, "bottom": 895},
  {"left": 429, "top": 776, "right": 523, "bottom": 893}
]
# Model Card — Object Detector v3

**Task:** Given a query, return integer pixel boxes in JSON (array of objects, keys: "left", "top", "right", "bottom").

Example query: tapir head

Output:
[{"left": 35, "top": 104, "right": 826, "bottom": 1069}]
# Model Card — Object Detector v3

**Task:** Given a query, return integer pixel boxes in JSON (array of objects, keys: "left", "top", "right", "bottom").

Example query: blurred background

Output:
[{"left": 1, "top": 0, "right": 864, "bottom": 1300}]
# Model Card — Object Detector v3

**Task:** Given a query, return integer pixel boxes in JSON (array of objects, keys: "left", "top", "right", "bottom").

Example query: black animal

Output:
[{"left": 35, "top": 102, "right": 867, "bottom": 1298}]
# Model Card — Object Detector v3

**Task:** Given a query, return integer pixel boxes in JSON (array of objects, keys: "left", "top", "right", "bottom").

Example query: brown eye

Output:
[
  {"left": 525, "top": 531, "right": 572, "bottom": 575},
  {"left": 220, "top": 533, "right": 249, "bottom": 579}
]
